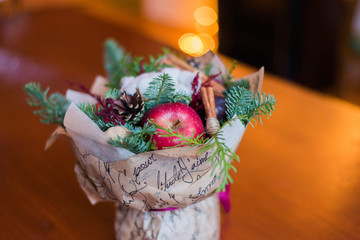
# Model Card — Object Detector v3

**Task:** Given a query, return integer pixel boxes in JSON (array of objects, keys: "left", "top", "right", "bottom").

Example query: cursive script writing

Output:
[
  {"left": 157, "top": 158, "right": 193, "bottom": 191},
  {"left": 133, "top": 154, "right": 157, "bottom": 184}
]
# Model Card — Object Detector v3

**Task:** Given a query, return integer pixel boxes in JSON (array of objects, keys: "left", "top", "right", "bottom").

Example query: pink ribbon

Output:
[{"left": 217, "top": 184, "right": 231, "bottom": 212}]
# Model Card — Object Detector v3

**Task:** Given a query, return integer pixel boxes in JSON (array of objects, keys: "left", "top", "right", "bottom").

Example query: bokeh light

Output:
[
  {"left": 197, "top": 33, "right": 215, "bottom": 52},
  {"left": 194, "top": 6, "right": 217, "bottom": 26},
  {"left": 178, "top": 33, "right": 204, "bottom": 56},
  {"left": 178, "top": 4, "right": 218, "bottom": 56}
]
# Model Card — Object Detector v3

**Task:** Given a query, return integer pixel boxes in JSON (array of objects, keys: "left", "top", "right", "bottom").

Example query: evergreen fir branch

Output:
[
  {"left": 104, "top": 39, "right": 172, "bottom": 88},
  {"left": 144, "top": 54, "right": 169, "bottom": 72},
  {"left": 128, "top": 54, "right": 171, "bottom": 76},
  {"left": 226, "top": 78, "right": 250, "bottom": 90},
  {"left": 223, "top": 59, "right": 237, "bottom": 88},
  {"left": 246, "top": 92, "right": 277, "bottom": 125},
  {"left": 77, "top": 103, "right": 115, "bottom": 131},
  {"left": 197, "top": 119, "right": 243, "bottom": 192},
  {"left": 225, "top": 85, "right": 277, "bottom": 126},
  {"left": 148, "top": 119, "right": 208, "bottom": 148},
  {"left": 128, "top": 57, "right": 144, "bottom": 76},
  {"left": 172, "top": 90, "right": 191, "bottom": 105},
  {"left": 105, "top": 88, "right": 122, "bottom": 100},
  {"left": 143, "top": 73, "right": 176, "bottom": 110},
  {"left": 108, "top": 123, "right": 156, "bottom": 153},
  {"left": 24, "top": 82, "right": 70, "bottom": 126},
  {"left": 225, "top": 86, "right": 253, "bottom": 122},
  {"left": 104, "top": 39, "right": 131, "bottom": 89}
]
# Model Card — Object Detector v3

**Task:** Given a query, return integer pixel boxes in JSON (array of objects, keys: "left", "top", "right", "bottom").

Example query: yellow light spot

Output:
[
  {"left": 197, "top": 33, "right": 215, "bottom": 52},
  {"left": 194, "top": 6, "right": 217, "bottom": 26},
  {"left": 195, "top": 21, "right": 219, "bottom": 36},
  {"left": 178, "top": 33, "right": 204, "bottom": 56}
]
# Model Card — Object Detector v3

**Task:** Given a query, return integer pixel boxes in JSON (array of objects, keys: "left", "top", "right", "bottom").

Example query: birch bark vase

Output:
[{"left": 114, "top": 196, "right": 220, "bottom": 240}]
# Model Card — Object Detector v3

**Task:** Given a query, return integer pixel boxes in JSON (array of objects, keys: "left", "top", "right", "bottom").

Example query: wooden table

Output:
[{"left": 1, "top": 9, "right": 360, "bottom": 240}]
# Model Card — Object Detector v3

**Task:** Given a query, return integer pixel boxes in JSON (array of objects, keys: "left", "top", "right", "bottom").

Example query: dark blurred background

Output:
[
  {"left": 1, "top": 0, "right": 359, "bottom": 104},
  {"left": 219, "top": 0, "right": 344, "bottom": 90},
  {"left": 218, "top": 0, "right": 360, "bottom": 104}
]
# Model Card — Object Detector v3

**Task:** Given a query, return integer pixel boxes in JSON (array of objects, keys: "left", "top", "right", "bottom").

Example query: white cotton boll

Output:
[
  {"left": 178, "top": 71, "right": 199, "bottom": 94},
  {"left": 137, "top": 72, "right": 158, "bottom": 94},
  {"left": 122, "top": 81, "right": 137, "bottom": 95},
  {"left": 162, "top": 67, "right": 180, "bottom": 81},
  {"left": 177, "top": 84, "right": 192, "bottom": 96},
  {"left": 120, "top": 67, "right": 198, "bottom": 96},
  {"left": 120, "top": 76, "right": 135, "bottom": 91}
]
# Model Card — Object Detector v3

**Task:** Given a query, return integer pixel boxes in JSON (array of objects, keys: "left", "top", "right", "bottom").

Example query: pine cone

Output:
[{"left": 114, "top": 88, "right": 145, "bottom": 123}]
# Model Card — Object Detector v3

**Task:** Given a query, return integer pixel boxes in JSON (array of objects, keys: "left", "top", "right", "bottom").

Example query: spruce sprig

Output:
[
  {"left": 199, "top": 128, "right": 240, "bottom": 192},
  {"left": 128, "top": 55, "right": 171, "bottom": 76},
  {"left": 77, "top": 103, "right": 115, "bottom": 131},
  {"left": 225, "top": 86, "right": 253, "bottom": 122},
  {"left": 104, "top": 38, "right": 172, "bottom": 89},
  {"left": 24, "top": 82, "right": 70, "bottom": 126},
  {"left": 105, "top": 88, "right": 122, "bottom": 100},
  {"left": 246, "top": 92, "right": 277, "bottom": 126},
  {"left": 225, "top": 85, "right": 277, "bottom": 125},
  {"left": 226, "top": 79, "right": 250, "bottom": 90},
  {"left": 108, "top": 123, "right": 156, "bottom": 153},
  {"left": 172, "top": 90, "right": 191, "bottom": 105},
  {"left": 143, "top": 73, "right": 175, "bottom": 110},
  {"left": 104, "top": 39, "right": 131, "bottom": 89},
  {"left": 148, "top": 119, "right": 208, "bottom": 148},
  {"left": 223, "top": 59, "right": 237, "bottom": 88}
]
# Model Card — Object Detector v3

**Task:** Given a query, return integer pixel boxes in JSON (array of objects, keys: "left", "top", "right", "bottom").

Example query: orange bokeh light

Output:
[
  {"left": 178, "top": 33, "right": 204, "bottom": 56},
  {"left": 194, "top": 6, "right": 217, "bottom": 26},
  {"left": 198, "top": 33, "right": 215, "bottom": 52}
]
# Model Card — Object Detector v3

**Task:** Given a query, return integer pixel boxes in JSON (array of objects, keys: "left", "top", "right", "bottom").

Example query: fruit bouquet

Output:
[{"left": 24, "top": 39, "right": 276, "bottom": 240}]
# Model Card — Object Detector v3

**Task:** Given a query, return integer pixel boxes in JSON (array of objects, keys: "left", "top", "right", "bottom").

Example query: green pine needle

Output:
[
  {"left": 132, "top": 54, "right": 170, "bottom": 74},
  {"left": 104, "top": 38, "right": 131, "bottom": 89},
  {"left": 198, "top": 120, "right": 243, "bottom": 192},
  {"left": 143, "top": 73, "right": 191, "bottom": 109},
  {"left": 104, "top": 38, "right": 172, "bottom": 89},
  {"left": 105, "top": 88, "right": 122, "bottom": 100},
  {"left": 247, "top": 92, "right": 277, "bottom": 126},
  {"left": 225, "top": 86, "right": 253, "bottom": 122},
  {"left": 223, "top": 59, "right": 237, "bottom": 88},
  {"left": 225, "top": 85, "right": 277, "bottom": 126},
  {"left": 172, "top": 90, "right": 191, "bottom": 105},
  {"left": 143, "top": 73, "right": 175, "bottom": 110},
  {"left": 108, "top": 123, "right": 156, "bottom": 153},
  {"left": 24, "top": 82, "right": 70, "bottom": 126},
  {"left": 226, "top": 78, "right": 250, "bottom": 90}
]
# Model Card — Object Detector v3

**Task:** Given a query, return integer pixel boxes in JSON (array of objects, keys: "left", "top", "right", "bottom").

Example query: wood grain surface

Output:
[{"left": 1, "top": 9, "right": 360, "bottom": 240}]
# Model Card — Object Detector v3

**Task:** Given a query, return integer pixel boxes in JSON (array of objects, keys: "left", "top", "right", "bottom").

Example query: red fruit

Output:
[{"left": 143, "top": 102, "right": 205, "bottom": 149}]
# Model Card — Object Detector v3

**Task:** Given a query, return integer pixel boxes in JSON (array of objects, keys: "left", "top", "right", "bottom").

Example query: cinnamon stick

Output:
[{"left": 201, "top": 87, "right": 220, "bottom": 136}]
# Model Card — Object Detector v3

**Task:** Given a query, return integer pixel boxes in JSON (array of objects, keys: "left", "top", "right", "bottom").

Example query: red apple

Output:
[{"left": 142, "top": 102, "right": 205, "bottom": 149}]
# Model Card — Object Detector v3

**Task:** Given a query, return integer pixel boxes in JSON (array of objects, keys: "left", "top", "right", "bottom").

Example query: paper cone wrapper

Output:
[
  {"left": 60, "top": 59, "right": 264, "bottom": 211},
  {"left": 46, "top": 52, "right": 264, "bottom": 239},
  {"left": 65, "top": 102, "right": 245, "bottom": 210}
]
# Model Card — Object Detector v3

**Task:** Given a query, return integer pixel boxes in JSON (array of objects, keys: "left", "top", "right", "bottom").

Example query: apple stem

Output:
[{"left": 174, "top": 119, "right": 182, "bottom": 129}]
